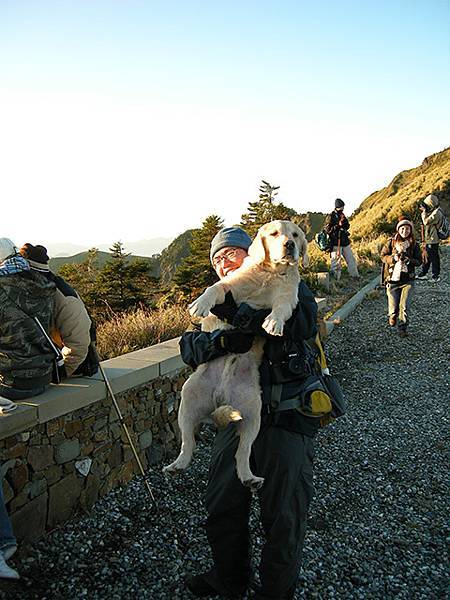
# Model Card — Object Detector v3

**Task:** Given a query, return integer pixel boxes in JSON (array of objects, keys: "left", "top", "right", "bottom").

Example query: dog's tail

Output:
[{"left": 211, "top": 405, "right": 242, "bottom": 429}]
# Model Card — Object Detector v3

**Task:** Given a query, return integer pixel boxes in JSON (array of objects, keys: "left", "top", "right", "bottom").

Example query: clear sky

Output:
[{"left": 1, "top": 0, "right": 449, "bottom": 248}]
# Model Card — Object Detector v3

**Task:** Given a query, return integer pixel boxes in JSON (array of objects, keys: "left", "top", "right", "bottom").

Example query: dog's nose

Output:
[{"left": 285, "top": 240, "right": 295, "bottom": 251}]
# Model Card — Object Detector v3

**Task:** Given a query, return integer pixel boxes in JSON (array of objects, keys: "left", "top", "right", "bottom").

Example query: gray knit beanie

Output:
[
  {"left": 210, "top": 227, "right": 252, "bottom": 262},
  {"left": 335, "top": 198, "right": 345, "bottom": 209}
]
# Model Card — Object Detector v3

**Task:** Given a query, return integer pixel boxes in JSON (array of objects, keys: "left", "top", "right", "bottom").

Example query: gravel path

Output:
[{"left": 2, "top": 250, "right": 448, "bottom": 600}]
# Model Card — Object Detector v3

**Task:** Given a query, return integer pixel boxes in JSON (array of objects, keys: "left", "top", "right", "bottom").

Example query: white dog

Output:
[{"left": 163, "top": 220, "right": 309, "bottom": 490}]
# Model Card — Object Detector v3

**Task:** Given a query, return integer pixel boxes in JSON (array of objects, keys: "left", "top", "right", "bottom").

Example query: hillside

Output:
[
  {"left": 50, "top": 250, "right": 160, "bottom": 278},
  {"left": 350, "top": 147, "right": 450, "bottom": 242},
  {"left": 158, "top": 230, "right": 194, "bottom": 285}
]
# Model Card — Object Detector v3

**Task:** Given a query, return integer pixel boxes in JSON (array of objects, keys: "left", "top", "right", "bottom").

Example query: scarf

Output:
[{"left": 0, "top": 255, "right": 31, "bottom": 277}]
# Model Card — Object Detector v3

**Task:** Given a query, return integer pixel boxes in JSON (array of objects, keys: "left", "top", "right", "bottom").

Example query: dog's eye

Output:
[
  {"left": 292, "top": 232, "right": 298, "bottom": 238},
  {"left": 270, "top": 231, "right": 279, "bottom": 237}
]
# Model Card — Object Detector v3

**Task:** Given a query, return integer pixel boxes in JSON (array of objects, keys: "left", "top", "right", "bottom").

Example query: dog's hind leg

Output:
[
  {"left": 234, "top": 404, "right": 264, "bottom": 491},
  {"left": 163, "top": 375, "right": 208, "bottom": 474},
  {"left": 163, "top": 405, "right": 197, "bottom": 474}
]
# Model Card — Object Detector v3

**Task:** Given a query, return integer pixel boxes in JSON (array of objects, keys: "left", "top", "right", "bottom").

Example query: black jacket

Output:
[
  {"left": 325, "top": 210, "right": 350, "bottom": 247},
  {"left": 179, "top": 281, "right": 320, "bottom": 437}
]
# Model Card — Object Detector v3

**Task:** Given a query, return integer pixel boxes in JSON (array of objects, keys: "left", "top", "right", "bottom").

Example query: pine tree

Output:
[
  {"left": 97, "top": 242, "right": 157, "bottom": 313},
  {"left": 240, "top": 180, "right": 298, "bottom": 237},
  {"left": 173, "top": 214, "right": 223, "bottom": 299}
]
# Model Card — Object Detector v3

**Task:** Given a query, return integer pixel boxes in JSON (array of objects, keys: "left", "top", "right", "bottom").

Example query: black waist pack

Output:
[{"left": 73, "top": 343, "right": 100, "bottom": 377}]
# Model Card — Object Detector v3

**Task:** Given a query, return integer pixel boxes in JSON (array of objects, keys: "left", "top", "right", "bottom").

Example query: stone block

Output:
[
  {"left": 9, "top": 463, "right": 29, "bottom": 494},
  {"left": 2, "top": 478, "right": 14, "bottom": 504},
  {"left": 30, "top": 476, "right": 48, "bottom": 499},
  {"left": 107, "top": 441, "right": 122, "bottom": 469},
  {"left": 139, "top": 430, "right": 153, "bottom": 450},
  {"left": 31, "top": 378, "right": 106, "bottom": 424},
  {"left": 0, "top": 405, "right": 38, "bottom": 441},
  {"left": 11, "top": 492, "right": 48, "bottom": 543},
  {"left": 28, "top": 445, "right": 54, "bottom": 472},
  {"left": 80, "top": 473, "right": 100, "bottom": 511},
  {"left": 55, "top": 439, "right": 80, "bottom": 464},
  {"left": 64, "top": 420, "right": 83, "bottom": 437},
  {"left": 48, "top": 473, "right": 82, "bottom": 528},
  {"left": 43, "top": 464, "right": 63, "bottom": 486}
]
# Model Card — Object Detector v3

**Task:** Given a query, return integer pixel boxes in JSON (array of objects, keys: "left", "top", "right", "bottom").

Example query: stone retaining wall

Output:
[{"left": 0, "top": 339, "right": 189, "bottom": 543}]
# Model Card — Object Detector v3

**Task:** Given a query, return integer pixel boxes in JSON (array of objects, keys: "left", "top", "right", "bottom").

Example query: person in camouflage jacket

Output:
[{"left": 0, "top": 238, "right": 56, "bottom": 401}]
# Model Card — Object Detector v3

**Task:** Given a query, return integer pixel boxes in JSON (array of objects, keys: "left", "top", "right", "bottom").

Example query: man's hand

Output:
[
  {"left": 216, "top": 330, "right": 254, "bottom": 354},
  {"left": 210, "top": 291, "right": 238, "bottom": 324}
]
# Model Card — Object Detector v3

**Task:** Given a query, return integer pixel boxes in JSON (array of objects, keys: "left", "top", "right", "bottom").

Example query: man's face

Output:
[{"left": 212, "top": 246, "right": 248, "bottom": 279}]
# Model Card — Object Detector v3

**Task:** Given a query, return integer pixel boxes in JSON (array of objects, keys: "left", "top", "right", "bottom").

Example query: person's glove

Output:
[
  {"left": 232, "top": 303, "right": 270, "bottom": 333},
  {"left": 210, "top": 292, "right": 239, "bottom": 324},
  {"left": 215, "top": 330, "right": 254, "bottom": 354}
]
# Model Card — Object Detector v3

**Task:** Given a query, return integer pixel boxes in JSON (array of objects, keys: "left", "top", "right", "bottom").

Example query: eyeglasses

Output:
[{"left": 212, "top": 248, "right": 241, "bottom": 267}]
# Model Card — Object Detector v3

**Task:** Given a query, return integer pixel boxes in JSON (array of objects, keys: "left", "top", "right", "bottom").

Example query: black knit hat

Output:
[
  {"left": 20, "top": 243, "right": 50, "bottom": 269},
  {"left": 335, "top": 198, "right": 345, "bottom": 209}
]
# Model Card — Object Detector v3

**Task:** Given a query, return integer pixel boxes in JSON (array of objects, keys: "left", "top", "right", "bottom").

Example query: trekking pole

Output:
[{"left": 92, "top": 344, "right": 156, "bottom": 503}]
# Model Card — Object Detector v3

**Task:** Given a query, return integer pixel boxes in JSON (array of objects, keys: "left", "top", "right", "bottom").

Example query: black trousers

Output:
[
  {"left": 420, "top": 243, "right": 440, "bottom": 278},
  {"left": 204, "top": 420, "right": 315, "bottom": 599}
]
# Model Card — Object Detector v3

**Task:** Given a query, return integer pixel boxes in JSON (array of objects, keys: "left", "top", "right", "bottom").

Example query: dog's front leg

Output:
[
  {"left": 262, "top": 294, "right": 297, "bottom": 336},
  {"left": 189, "top": 282, "right": 228, "bottom": 318}
]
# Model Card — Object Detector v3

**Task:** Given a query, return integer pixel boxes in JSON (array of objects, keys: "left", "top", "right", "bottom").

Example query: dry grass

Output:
[{"left": 96, "top": 305, "right": 191, "bottom": 360}]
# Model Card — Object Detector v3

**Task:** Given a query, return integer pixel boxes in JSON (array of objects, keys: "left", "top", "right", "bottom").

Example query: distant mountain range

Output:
[
  {"left": 46, "top": 237, "right": 173, "bottom": 258},
  {"left": 49, "top": 250, "right": 160, "bottom": 278}
]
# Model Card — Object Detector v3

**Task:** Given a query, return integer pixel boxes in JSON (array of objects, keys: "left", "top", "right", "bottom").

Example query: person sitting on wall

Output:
[
  {"left": 0, "top": 238, "right": 55, "bottom": 407},
  {"left": 19, "top": 244, "right": 92, "bottom": 378}
]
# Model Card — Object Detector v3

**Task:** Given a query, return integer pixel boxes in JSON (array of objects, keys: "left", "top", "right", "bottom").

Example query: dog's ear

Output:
[
  {"left": 248, "top": 229, "right": 267, "bottom": 264},
  {"left": 297, "top": 228, "right": 309, "bottom": 268}
]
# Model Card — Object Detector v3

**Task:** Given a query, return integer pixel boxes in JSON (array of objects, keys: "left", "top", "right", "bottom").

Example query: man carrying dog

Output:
[{"left": 180, "top": 226, "right": 319, "bottom": 599}]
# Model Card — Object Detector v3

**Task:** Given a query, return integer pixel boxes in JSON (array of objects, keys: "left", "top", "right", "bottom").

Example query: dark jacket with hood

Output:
[
  {"left": 180, "top": 280, "right": 320, "bottom": 438},
  {"left": 324, "top": 210, "right": 351, "bottom": 247},
  {"left": 0, "top": 270, "right": 55, "bottom": 388}
]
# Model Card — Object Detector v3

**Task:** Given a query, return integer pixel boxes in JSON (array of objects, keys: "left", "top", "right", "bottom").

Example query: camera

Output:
[
  {"left": 270, "top": 352, "right": 310, "bottom": 383},
  {"left": 287, "top": 353, "right": 307, "bottom": 375}
]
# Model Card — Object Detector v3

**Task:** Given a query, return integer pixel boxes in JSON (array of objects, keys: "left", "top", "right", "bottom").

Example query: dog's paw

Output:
[
  {"left": 189, "top": 294, "right": 214, "bottom": 318},
  {"left": 163, "top": 458, "right": 189, "bottom": 474},
  {"left": 243, "top": 476, "right": 265, "bottom": 492},
  {"left": 262, "top": 315, "right": 284, "bottom": 336}
]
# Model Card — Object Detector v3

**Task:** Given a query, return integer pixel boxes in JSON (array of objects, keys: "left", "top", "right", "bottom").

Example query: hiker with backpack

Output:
[
  {"left": 380, "top": 218, "right": 421, "bottom": 338},
  {"left": 324, "top": 199, "right": 359, "bottom": 280},
  {"left": 0, "top": 238, "right": 55, "bottom": 408},
  {"left": 179, "top": 226, "right": 338, "bottom": 600},
  {"left": 416, "top": 194, "right": 448, "bottom": 282},
  {"left": 19, "top": 244, "right": 98, "bottom": 378}
]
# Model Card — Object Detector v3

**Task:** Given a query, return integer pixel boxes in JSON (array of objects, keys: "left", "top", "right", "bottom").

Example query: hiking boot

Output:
[
  {"left": 416, "top": 274, "right": 428, "bottom": 280},
  {"left": 0, "top": 554, "right": 19, "bottom": 580},
  {"left": 431, "top": 277, "right": 441, "bottom": 282},
  {"left": 186, "top": 573, "right": 245, "bottom": 598},
  {"left": 388, "top": 317, "right": 397, "bottom": 327}
]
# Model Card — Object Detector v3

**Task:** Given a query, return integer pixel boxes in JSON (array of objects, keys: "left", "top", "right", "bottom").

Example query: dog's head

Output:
[{"left": 248, "top": 220, "right": 309, "bottom": 269}]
